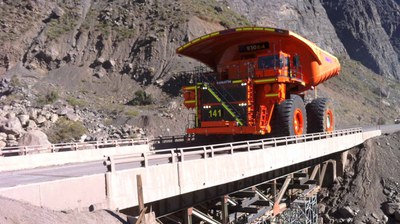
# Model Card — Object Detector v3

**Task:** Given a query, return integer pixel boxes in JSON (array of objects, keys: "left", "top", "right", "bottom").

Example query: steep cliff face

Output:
[
  {"left": 217, "top": 0, "right": 347, "bottom": 55},
  {"left": 321, "top": 0, "right": 400, "bottom": 79}
]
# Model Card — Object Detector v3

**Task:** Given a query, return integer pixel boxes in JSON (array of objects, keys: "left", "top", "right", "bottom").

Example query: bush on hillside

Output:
[
  {"left": 126, "top": 90, "right": 153, "bottom": 106},
  {"left": 46, "top": 117, "right": 87, "bottom": 143}
]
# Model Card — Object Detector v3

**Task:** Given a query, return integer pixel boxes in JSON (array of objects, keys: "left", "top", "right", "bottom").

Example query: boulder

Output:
[
  {"left": 18, "top": 114, "right": 30, "bottom": 126},
  {"left": 29, "top": 109, "right": 39, "bottom": 120},
  {"left": 18, "top": 130, "right": 51, "bottom": 148},
  {"left": 7, "top": 134, "right": 16, "bottom": 141},
  {"left": 7, "top": 140, "right": 18, "bottom": 147},
  {"left": 66, "top": 112, "right": 79, "bottom": 121},
  {"left": 26, "top": 120, "right": 38, "bottom": 130},
  {"left": 36, "top": 115, "right": 47, "bottom": 124},
  {"left": 51, "top": 6, "right": 64, "bottom": 19},
  {"left": 102, "top": 59, "right": 115, "bottom": 70},
  {"left": 0, "top": 117, "right": 24, "bottom": 135},
  {"left": 6, "top": 112, "right": 16, "bottom": 119},
  {"left": 44, "top": 111, "right": 52, "bottom": 120},
  {"left": 0, "top": 140, "right": 6, "bottom": 156},
  {"left": 0, "top": 132, "right": 7, "bottom": 141},
  {"left": 383, "top": 202, "right": 400, "bottom": 215},
  {"left": 57, "top": 107, "right": 74, "bottom": 116},
  {"left": 50, "top": 114, "right": 59, "bottom": 123},
  {"left": 43, "top": 120, "right": 52, "bottom": 129},
  {"left": 338, "top": 206, "right": 356, "bottom": 218},
  {"left": 94, "top": 67, "right": 107, "bottom": 79},
  {"left": 0, "top": 140, "right": 6, "bottom": 148}
]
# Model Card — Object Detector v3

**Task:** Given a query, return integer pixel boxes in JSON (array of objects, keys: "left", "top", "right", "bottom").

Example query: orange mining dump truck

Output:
[{"left": 178, "top": 27, "right": 340, "bottom": 137}]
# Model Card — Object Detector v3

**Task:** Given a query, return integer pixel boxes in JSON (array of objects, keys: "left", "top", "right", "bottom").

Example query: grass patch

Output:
[
  {"left": 115, "top": 26, "right": 136, "bottom": 42},
  {"left": 185, "top": 0, "right": 250, "bottom": 28},
  {"left": 46, "top": 9, "right": 78, "bottom": 40},
  {"left": 66, "top": 96, "right": 86, "bottom": 107},
  {"left": 125, "top": 108, "right": 139, "bottom": 117},
  {"left": 37, "top": 90, "right": 59, "bottom": 105},
  {"left": 46, "top": 117, "right": 87, "bottom": 143},
  {"left": 126, "top": 90, "right": 153, "bottom": 106}
]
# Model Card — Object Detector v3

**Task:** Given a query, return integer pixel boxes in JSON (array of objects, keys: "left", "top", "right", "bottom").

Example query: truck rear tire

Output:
[
  {"left": 270, "top": 95, "right": 307, "bottom": 136},
  {"left": 306, "top": 98, "right": 335, "bottom": 133}
]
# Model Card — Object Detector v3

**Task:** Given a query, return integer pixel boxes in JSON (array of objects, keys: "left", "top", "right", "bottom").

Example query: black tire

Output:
[
  {"left": 270, "top": 95, "right": 307, "bottom": 136},
  {"left": 306, "top": 98, "right": 335, "bottom": 133}
]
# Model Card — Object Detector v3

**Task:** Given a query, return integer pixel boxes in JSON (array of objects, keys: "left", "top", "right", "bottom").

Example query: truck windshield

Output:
[{"left": 258, "top": 55, "right": 279, "bottom": 69}]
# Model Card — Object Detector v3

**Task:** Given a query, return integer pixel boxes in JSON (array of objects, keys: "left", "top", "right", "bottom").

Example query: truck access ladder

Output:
[{"left": 204, "top": 83, "right": 244, "bottom": 126}]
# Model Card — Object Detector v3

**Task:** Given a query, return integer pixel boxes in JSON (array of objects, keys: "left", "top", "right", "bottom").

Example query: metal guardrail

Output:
[
  {"left": 104, "top": 128, "right": 362, "bottom": 172},
  {"left": 0, "top": 138, "right": 149, "bottom": 157},
  {"left": 151, "top": 134, "right": 195, "bottom": 145}
]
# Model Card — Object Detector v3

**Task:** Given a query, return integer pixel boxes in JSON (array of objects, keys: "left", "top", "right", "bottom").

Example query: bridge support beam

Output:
[
  {"left": 184, "top": 207, "right": 193, "bottom": 224},
  {"left": 273, "top": 175, "right": 291, "bottom": 216},
  {"left": 319, "top": 160, "right": 336, "bottom": 187},
  {"left": 221, "top": 195, "right": 229, "bottom": 224},
  {"left": 335, "top": 150, "right": 349, "bottom": 177}
]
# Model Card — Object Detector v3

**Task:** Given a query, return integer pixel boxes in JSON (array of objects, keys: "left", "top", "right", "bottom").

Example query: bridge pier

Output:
[
  {"left": 335, "top": 150, "right": 349, "bottom": 177},
  {"left": 221, "top": 195, "right": 229, "bottom": 224}
]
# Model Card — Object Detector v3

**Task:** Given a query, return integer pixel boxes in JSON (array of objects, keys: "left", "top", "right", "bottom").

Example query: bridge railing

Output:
[
  {"left": 0, "top": 138, "right": 149, "bottom": 157},
  {"left": 104, "top": 128, "right": 362, "bottom": 171}
]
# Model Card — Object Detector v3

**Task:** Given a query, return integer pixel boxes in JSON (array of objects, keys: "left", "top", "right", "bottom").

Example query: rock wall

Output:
[
  {"left": 321, "top": 0, "right": 400, "bottom": 79},
  {"left": 218, "top": 0, "right": 347, "bottom": 55}
]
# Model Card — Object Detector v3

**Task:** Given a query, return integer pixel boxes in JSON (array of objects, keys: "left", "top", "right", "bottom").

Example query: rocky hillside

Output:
[
  {"left": 322, "top": 0, "right": 400, "bottom": 79},
  {"left": 319, "top": 131, "right": 400, "bottom": 223},
  {"left": 0, "top": 0, "right": 249, "bottom": 145},
  {"left": 0, "top": 0, "right": 399, "bottom": 146},
  {"left": 217, "top": 0, "right": 347, "bottom": 56}
]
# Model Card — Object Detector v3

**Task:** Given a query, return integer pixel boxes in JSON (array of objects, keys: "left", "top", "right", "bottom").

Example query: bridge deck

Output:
[{"left": 0, "top": 128, "right": 381, "bottom": 214}]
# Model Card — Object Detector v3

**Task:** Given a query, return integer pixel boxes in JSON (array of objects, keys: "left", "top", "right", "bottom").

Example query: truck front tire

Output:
[{"left": 271, "top": 95, "right": 307, "bottom": 136}]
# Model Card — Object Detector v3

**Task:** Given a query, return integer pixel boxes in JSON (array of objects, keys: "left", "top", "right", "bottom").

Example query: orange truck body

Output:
[{"left": 178, "top": 27, "right": 340, "bottom": 135}]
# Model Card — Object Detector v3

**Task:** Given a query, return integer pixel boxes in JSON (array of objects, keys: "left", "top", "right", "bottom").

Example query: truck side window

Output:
[
  {"left": 258, "top": 55, "right": 279, "bottom": 69},
  {"left": 293, "top": 55, "right": 300, "bottom": 67}
]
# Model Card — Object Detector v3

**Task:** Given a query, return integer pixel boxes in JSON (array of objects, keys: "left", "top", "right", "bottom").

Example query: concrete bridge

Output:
[{"left": 0, "top": 128, "right": 381, "bottom": 222}]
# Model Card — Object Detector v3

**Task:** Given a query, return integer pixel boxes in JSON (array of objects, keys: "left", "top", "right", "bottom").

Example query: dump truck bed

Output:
[{"left": 177, "top": 27, "right": 340, "bottom": 89}]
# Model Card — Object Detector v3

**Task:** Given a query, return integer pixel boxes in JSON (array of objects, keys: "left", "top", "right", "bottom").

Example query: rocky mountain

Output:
[
  {"left": 322, "top": 0, "right": 400, "bottom": 79},
  {"left": 217, "top": 0, "right": 347, "bottom": 56}
]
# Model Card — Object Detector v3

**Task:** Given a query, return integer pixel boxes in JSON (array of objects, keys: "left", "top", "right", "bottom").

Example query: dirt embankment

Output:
[
  {"left": 320, "top": 131, "right": 400, "bottom": 223},
  {"left": 0, "top": 196, "right": 128, "bottom": 224}
]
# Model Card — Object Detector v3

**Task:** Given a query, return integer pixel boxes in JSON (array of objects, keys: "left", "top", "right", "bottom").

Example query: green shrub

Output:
[
  {"left": 127, "top": 90, "right": 153, "bottom": 106},
  {"left": 66, "top": 96, "right": 86, "bottom": 107},
  {"left": 125, "top": 108, "right": 139, "bottom": 117},
  {"left": 46, "top": 117, "right": 87, "bottom": 143},
  {"left": 46, "top": 10, "right": 77, "bottom": 40},
  {"left": 37, "top": 90, "right": 59, "bottom": 105},
  {"left": 377, "top": 117, "right": 386, "bottom": 125}
]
